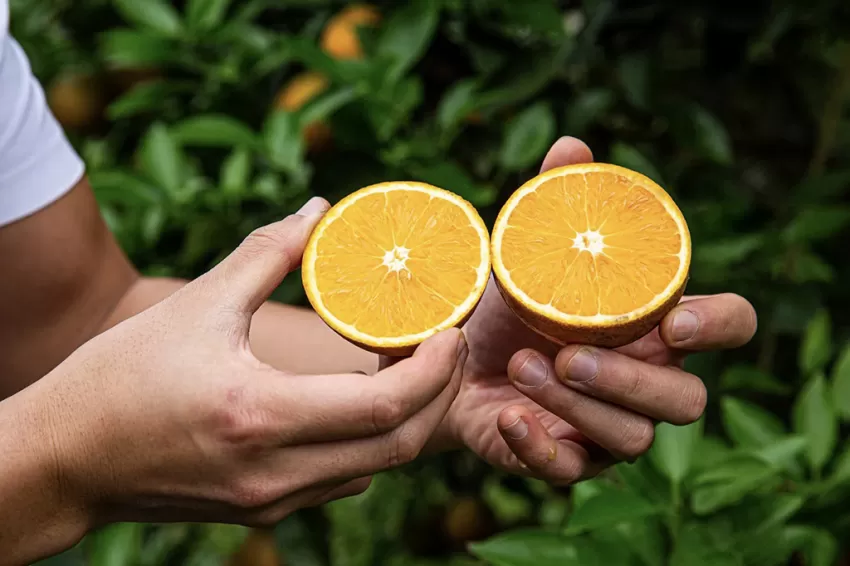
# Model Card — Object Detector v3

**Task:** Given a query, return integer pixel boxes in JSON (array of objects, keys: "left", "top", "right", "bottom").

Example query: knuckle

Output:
[
  {"left": 371, "top": 393, "right": 409, "bottom": 432},
  {"left": 228, "top": 476, "right": 275, "bottom": 510},
  {"left": 386, "top": 426, "right": 423, "bottom": 468},
  {"left": 677, "top": 379, "right": 708, "bottom": 424},
  {"left": 208, "top": 387, "right": 273, "bottom": 454},
  {"left": 241, "top": 224, "right": 295, "bottom": 269},
  {"left": 623, "top": 365, "right": 648, "bottom": 399},
  {"left": 620, "top": 419, "right": 655, "bottom": 459}
]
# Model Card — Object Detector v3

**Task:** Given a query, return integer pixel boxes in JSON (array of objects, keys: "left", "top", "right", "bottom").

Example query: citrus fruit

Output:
[
  {"left": 491, "top": 163, "right": 691, "bottom": 348},
  {"left": 320, "top": 3, "right": 381, "bottom": 60},
  {"left": 274, "top": 71, "right": 333, "bottom": 152},
  {"left": 47, "top": 72, "right": 106, "bottom": 132},
  {"left": 302, "top": 182, "right": 490, "bottom": 356}
]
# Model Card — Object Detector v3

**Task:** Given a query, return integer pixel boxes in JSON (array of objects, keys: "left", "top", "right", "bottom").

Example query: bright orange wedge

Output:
[
  {"left": 302, "top": 182, "right": 491, "bottom": 356},
  {"left": 491, "top": 163, "right": 691, "bottom": 348}
]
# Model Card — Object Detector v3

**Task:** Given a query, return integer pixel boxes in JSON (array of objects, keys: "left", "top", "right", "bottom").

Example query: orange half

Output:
[
  {"left": 302, "top": 182, "right": 491, "bottom": 356},
  {"left": 491, "top": 163, "right": 691, "bottom": 348}
]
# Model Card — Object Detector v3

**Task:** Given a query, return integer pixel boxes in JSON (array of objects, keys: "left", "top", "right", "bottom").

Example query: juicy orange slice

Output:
[
  {"left": 302, "top": 182, "right": 491, "bottom": 356},
  {"left": 491, "top": 163, "right": 691, "bottom": 348}
]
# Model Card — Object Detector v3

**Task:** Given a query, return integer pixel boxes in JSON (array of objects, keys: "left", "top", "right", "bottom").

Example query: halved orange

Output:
[
  {"left": 302, "top": 182, "right": 491, "bottom": 356},
  {"left": 491, "top": 163, "right": 691, "bottom": 348}
]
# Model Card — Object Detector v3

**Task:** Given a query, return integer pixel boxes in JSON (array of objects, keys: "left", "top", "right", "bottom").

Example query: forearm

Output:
[
  {"left": 102, "top": 276, "right": 378, "bottom": 375},
  {"left": 0, "top": 379, "right": 91, "bottom": 565}
]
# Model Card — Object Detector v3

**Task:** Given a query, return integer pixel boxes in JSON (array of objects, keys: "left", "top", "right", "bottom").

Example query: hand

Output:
[
  {"left": 15, "top": 198, "right": 466, "bottom": 534},
  {"left": 435, "top": 137, "right": 757, "bottom": 483}
]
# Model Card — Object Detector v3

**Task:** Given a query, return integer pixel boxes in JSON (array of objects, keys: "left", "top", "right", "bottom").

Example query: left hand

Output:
[{"left": 429, "top": 137, "right": 758, "bottom": 483}]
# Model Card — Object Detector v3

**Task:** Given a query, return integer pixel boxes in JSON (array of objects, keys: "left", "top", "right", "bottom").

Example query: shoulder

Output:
[{"left": 0, "top": 0, "right": 86, "bottom": 228}]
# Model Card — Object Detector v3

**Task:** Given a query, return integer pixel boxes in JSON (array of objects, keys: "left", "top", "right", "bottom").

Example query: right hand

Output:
[{"left": 24, "top": 197, "right": 467, "bottom": 529}]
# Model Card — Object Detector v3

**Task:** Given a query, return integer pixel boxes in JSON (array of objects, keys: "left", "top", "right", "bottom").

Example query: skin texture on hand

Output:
[
  {"left": 0, "top": 200, "right": 466, "bottom": 565},
  {"left": 438, "top": 137, "right": 759, "bottom": 482}
]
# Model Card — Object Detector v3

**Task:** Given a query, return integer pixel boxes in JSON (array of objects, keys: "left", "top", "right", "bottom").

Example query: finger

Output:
[
  {"left": 198, "top": 196, "right": 330, "bottom": 314},
  {"left": 496, "top": 405, "right": 599, "bottom": 485},
  {"left": 258, "top": 329, "right": 467, "bottom": 443},
  {"left": 508, "top": 350, "right": 657, "bottom": 462},
  {"left": 539, "top": 136, "right": 594, "bottom": 173},
  {"left": 659, "top": 293, "right": 758, "bottom": 351},
  {"left": 553, "top": 346, "right": 707, "bottom": 425},
  {"left": 281, "top": 333, "right": 468, "bottom": 485},
  {"left": 309, "top": 476, "right": 373, "bottom": 507}
]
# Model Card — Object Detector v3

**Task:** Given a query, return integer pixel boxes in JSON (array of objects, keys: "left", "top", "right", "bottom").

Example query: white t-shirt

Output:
[{"left": 0, "top": 0, "right": 85, "bottom": 227}]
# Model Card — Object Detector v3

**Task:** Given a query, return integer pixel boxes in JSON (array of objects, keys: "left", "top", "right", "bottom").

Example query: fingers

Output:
[
  {"left": 199, "top": 196, "right": 330, "bottom": 314},
  {"left": 507, "top": 350, "right": 657, "bottom": 462},
  {"left": 259, "top": 329, "right": 468, "bottom": 444},
  {"left": 660, "top": 293, "right": 757, "bottom": 351},
  {"left": 283, "top": 329, "right": 468, "bottom": 484},
  {"left": 539, "top": 136, "right": 594, "bottom": 173},
  {"left": 553, "top": 346, "right": 707, "bottom": 426},
  {"left": 496, "top": 405, "right": 598, "bottom": 485}
]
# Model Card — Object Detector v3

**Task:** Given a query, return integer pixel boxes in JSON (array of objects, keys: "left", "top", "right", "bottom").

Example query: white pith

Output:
[{"left": 303, "top": 182, "right": 491, "bottom": 348}]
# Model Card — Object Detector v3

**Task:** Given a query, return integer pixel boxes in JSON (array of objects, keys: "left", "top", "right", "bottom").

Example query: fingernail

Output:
[
  {"left": 457, "top": 333, "right": 468, "bottom": 361},
  {"left": 297, "top": 196, "right": 328, "bottom": 216},
  {"left": 564, "top": 348, "right": 598, "bottom": 382},
  {"left": 671, "top": 310, "right": 700, "bottom": 342},
  {"left": 502, "top": 417, "right": 528, "bottom": 440},
  {"left": 516, "top": 354, "right": 548, "bottom": 387}
]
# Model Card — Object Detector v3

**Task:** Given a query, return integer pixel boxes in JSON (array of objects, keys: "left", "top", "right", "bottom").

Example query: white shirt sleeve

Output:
[{"left": 0, "top": 0, "right": 86, "bottom": 227}]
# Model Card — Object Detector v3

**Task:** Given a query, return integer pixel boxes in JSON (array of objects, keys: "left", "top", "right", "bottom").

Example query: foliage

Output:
[{"left": 10, "top": 0, "right": 850, "bottom": 564}]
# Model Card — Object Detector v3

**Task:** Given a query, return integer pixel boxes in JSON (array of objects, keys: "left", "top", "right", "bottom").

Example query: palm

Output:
[{"left": 449, "top": 278, "right": 684, "bottom": 475}]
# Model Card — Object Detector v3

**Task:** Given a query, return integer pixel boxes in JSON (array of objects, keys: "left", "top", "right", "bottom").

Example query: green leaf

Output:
[
  {"left": 787, "top": 527, "right": 838, "bottom": 566},
  {"left": 617, "top": 53, "right": 650, "bottom": 109},
  {"left": 468, "top": 529, "right": 584, "bottom": 566},
  {"left": 107, "top": 80, "right": 172, "bottom": 120},
  {"left": 499, "top": 102, "right": 556, "bottom": 172},
  {"left": 99, "top": 29, "right": 174, "bottom": 67},
  {"left": 721, "top": 397, "right": 785, "bottom": 448},
  {"left": 89, "top": 170, "right": 165, "bottom": 206},
  {"left": 831, "top": 341, "right": 850, "bottom": 420},
  {"left": 793, "top": 373, "right": 838, "bottom": 476},
  {"left": 263, "top": 111, "right": 304, "bottom": 175},
  {"left": 377, "top": 0, "right": 439, "bottom": 83},
  {"left": 87, "top": 523, "right": 144, "bottom": 566},
  {"left": 299, "top": 87, "right": 359, "bottom": 127},
  {"left": 754, "top": 435, "right": 808, "bottom": 473},
  {"left": 690, "top": 455, "right": 782, "bottom": 515},
  {"left": 220, "top": 148, "right": 252, "bottom": 196},
  {"left": 113, "top": 0, "right": 183, "bottom": 36},
  {"left": 565, "top": 490, "right": 658, "bottom": 534},
  {"left": 566, "top": 88, "right": 616, "bottom": 135},
  {"left": 614, "top": 519, "right": 665, "bottom": 566},
  {"left": 186, "top": 0, "right": 230, "bottom": 31},
  {"left": 171, "top": 115, "right": 259, "bottom": 149},
  {"left": 141, "top": 206, "right": 166, "bottom": 245},
  {"left": 826, "top": 440, "right": 850, "bottom": 486},
  {"left": 410, "top": 162, "right": 497, "bottom": 207},
  {"left": 670, "top": 524, "right": 743, "bottom": 566},
  {"left": 690, "top": 105, "right": 733, "bottom": 164},
  {"left": 719, "top": 365, "right": 791, "bottom": 396},
  {"left": 782, "top": 206, "right": 850, "bottom": 244},
  {"left": 438, "top": 79, "right": 479, "bottom": 131},
  {"left": 799, "top": 309, "right": 832, "bottom": 376},
  {"left": 648, "top": 418, "right": 703, "bottom": 484},
  {"left": 609, "top": 143, "right": 663, "bottom": 185},
  {"left": 694, "top": 234, "right": 764, "bottom": 270},
  {"left": 139, "top": 123, "right": 184, "bottom": 193}
]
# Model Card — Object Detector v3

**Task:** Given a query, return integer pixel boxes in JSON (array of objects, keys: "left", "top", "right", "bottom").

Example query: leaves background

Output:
[{"left": 10, "top": 0, "right": 850, "bottom": 564}]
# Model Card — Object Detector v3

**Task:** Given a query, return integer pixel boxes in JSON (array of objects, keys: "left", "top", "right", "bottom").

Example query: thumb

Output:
[{"left": 201, "top": 197, "right": 330, "bottom": 314}]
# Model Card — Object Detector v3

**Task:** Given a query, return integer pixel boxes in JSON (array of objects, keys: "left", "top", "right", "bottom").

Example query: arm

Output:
[{"left": 0, "top": 178, "right": 377, "bottom": 399}]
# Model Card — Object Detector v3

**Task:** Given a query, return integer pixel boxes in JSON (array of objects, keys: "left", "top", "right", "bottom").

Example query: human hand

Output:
[
  {"left": 21, "top": 198, "right": 467, "bottom": 531},
  {"left": 433, "top": 137, "right": 757, "bottom": 483}
]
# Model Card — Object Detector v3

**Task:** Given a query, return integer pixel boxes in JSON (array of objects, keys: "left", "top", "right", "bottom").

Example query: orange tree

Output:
[{"left": 12, "top": 0, "right": 850, "bottom": 565}]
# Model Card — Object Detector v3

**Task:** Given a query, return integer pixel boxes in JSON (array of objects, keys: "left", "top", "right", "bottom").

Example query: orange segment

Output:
[
  {"left": 491, "top": 163, "right": 691, "bottom": 347},
  {"left": 302, "top": 182, "right": 490, "bottom": 355}
]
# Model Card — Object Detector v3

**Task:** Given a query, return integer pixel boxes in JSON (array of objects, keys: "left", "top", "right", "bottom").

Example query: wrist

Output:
[{"left": 0, "top": 378, "right": 94, "bottom": 563}]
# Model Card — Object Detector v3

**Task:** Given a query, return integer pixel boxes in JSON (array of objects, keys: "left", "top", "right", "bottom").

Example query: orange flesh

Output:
[
  {"left": 500, "top": 171, "right": 683, "bottom": 317},
  {"left": 312, "top": 190, "right": 483, "bottom": 338}
]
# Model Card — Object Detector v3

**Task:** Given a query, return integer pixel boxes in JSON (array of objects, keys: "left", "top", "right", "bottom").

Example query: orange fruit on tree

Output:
[
  {"left": 302, "top": 182, "right": 491, "bottom": 356},
  {"left": 227, "top": 528, "right": 282, "bottom": 566},
  {"left": 491, "top": 163, "right": 691, "bottom": 348},
  {"left": 320, "top": 3, "right": 381, "bottom": 60},
  {"left": 274, "top": 71, "right": 333, "bottom": 152},
  {"left": 48, "top": 72, "right": 107, "bottom": 132}
]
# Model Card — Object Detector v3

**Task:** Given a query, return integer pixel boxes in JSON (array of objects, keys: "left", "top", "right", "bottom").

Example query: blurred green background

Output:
[{"left": 11, "top": 0, "right": 850, "bottom": 564}]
